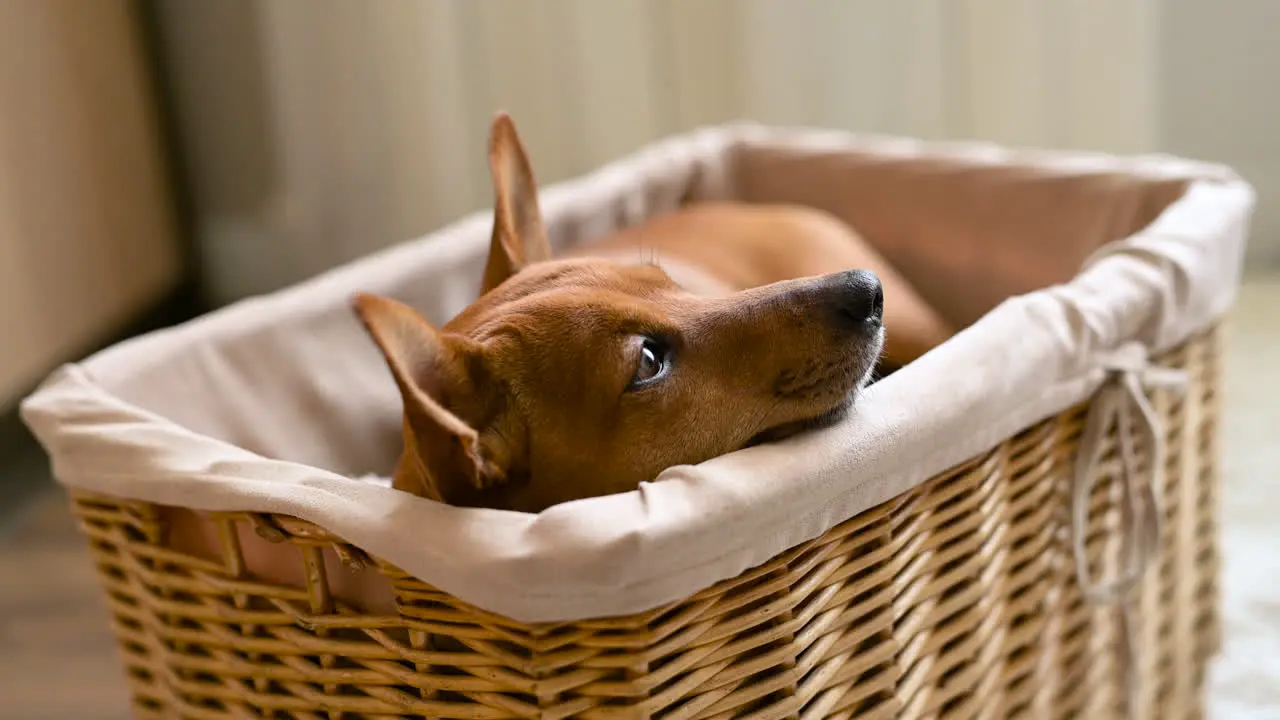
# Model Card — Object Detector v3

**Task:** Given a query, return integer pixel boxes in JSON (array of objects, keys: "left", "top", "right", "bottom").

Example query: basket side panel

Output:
[
  {"left": 71, "top": 497, "right": 171, "bottom": 716},
  {"left": 1134, "top": 326, "right": 1223, "bottom": 720},
  {"left": 885, "top": 409, "right": 1089, "bottom": 719},
  {"left": 387, "top": 504, "right": 905, "bottom": 719}
]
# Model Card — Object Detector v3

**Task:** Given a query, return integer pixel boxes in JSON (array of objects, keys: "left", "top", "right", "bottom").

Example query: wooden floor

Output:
[{"left": 0, "top": 490, "right": 132, "bottom": 719}]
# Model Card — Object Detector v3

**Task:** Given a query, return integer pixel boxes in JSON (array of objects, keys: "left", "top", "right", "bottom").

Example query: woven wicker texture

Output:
[{"left": 67, "top": 326, "right": 1222, "bottom": 719}]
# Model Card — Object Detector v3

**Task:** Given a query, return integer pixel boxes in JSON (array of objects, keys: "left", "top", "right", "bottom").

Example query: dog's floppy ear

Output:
[
  {"left": 481, "top": 112, "right": 551, "bottom": 294},
  {"left": 352, "top": 293, "right": 511, "bottom": 503}
]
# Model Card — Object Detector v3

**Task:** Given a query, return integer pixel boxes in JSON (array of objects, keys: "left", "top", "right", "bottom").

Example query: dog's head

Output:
[{"left": 354, "top": 114, "right": 885, "bottom": 512}]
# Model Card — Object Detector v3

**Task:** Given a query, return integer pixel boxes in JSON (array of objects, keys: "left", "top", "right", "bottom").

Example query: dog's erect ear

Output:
[
  {"left": 482, "top": 112, "right": 551, "bottom": 294},
  {"left": 352, "top": 293, "right": 511, "bottom": 503}
]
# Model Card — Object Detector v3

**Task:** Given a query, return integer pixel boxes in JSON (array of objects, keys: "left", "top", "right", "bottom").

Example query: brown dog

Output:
[{"left": 353, "top": 114, "right": 952, "bottom": 513}]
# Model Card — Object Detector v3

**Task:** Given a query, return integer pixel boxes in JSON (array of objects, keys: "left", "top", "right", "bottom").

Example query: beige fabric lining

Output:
[{"left": 20, "top": 124, "right": 1253, "bottom": 623}]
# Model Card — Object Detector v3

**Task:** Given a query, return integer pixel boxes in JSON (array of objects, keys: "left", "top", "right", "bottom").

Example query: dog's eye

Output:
[{"left": 629, "top": 336, "right": 671, "bottom": 389}]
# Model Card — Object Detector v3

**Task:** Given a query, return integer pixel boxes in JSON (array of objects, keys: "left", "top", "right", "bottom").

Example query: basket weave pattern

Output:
[{"left": 68, "top": 326, "right": 1221, "bottom": 719}]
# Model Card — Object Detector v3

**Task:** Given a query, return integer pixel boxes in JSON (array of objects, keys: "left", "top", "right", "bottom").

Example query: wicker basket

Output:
[
  {"left": 23, "top": 126, "right": 1250, "bottom": 719},
  {"left": 67, "top": 327, "right": 1222, "bottom": 719}
]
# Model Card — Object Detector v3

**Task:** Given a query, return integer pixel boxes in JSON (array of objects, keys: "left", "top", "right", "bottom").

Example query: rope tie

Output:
[{"left": 1071, "top": 341, "right": 1188, "bottom": 715}]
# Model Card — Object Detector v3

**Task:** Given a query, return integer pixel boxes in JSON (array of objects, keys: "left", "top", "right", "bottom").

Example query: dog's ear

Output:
[
  {"left": 482, "top": 112, "right": 551, "bottom": 294},
  {"left": 352, "top": 293, "right": 513, "bottom": 504}
]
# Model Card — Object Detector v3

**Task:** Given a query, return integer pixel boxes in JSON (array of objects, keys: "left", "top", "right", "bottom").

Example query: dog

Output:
[
  {"left": 353, "top": 113, "right": 953, "bottom": 513},
  {"left": 161, "top": 113, "right": 954, "bottom": 615}
]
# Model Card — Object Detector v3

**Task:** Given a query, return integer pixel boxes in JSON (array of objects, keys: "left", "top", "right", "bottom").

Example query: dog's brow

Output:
[
  {"left": 493, "top": 265, "right": 584, "bottom": 297},
  {"left": 469, "top": 319, "right": 529, "bottom": 346}
]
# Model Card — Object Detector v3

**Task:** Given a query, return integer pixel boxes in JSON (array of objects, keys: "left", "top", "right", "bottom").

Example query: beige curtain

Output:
[{"left": 156, "top": 0, "right": 1176, "bottom": 306}]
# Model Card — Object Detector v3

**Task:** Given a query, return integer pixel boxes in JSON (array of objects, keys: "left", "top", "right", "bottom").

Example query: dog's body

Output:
[{"left": 354, "top": 114, "right": 954, "bottom": 513}]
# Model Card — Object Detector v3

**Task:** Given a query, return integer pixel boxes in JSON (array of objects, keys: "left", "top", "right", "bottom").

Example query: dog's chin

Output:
[
  {"left": 745, "top": 331, "right": 883, "bottom": 449},
  {"left": 743, "top": 391, "right": 856, "bottom": 448},
  {"left": 798, "top": 393, "right": 857, "bottom": 431}
]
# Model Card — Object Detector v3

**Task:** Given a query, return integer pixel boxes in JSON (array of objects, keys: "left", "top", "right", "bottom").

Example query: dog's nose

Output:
[{"left": 831, "top": 269, "right": 884, "bottom": 327}]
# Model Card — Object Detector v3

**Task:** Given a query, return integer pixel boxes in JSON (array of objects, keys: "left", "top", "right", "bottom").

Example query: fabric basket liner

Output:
[{"left": 20, "top": 124, "right": 1254, "bottom": 623}]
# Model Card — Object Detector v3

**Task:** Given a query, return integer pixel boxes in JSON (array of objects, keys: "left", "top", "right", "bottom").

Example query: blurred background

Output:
[{"left": 0, "top": 1, "right": 1276, "bottom": 717}]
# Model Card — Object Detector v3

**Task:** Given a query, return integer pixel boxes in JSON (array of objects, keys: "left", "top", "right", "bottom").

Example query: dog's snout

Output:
[{"left": 830, "top": 269, "right": 883, "bottom": 327}]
